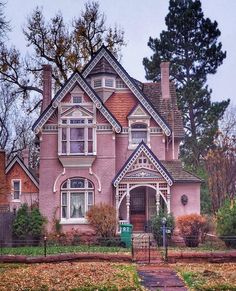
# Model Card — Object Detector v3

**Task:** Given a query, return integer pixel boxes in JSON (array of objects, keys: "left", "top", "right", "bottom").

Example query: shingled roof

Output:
[
  {"left": 142, "top": 82, "right": 184, "bottom": 138},
  {"left": 161, "top": 160, "right": 201, "bottom": 183}
]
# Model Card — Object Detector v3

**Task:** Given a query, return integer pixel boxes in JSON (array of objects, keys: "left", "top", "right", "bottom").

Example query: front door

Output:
[{"left": 130, "top": 187, "right": 146, "bottom": 232}]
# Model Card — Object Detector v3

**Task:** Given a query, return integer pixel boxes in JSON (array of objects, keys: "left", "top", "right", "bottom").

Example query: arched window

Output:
[
  {"left": 61, "top": 178, "right": 94, "bottom": 222},
  {"left": 131, "top": 123, "right": 147, "bottom": 144}
]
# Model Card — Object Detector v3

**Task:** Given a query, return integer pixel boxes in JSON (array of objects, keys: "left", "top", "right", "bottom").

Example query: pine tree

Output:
[{"left": 143, "top": 0, "right": 229, "bottom": 168}]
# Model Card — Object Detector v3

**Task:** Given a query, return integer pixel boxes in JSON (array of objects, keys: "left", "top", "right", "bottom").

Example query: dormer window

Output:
[
  {"left": 92, "top": 76, "right": 115, "bottom": 89},
  {"left": 116, "top": 78, "right": 127, "bottom": 89},
  {"left": 131, "top": 123, "right": 147, "bottom": 144},
  {"left": 94, "top": 79, "right": 102, "bottom": 88},
  {"left": 105, "top": 78, "right": 114, "bottom": 87},
  {"left": 128, "top": 105, "right": 151, "bottom": 149}
]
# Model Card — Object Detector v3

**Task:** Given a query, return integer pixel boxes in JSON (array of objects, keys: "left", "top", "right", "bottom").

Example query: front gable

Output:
[
  {"left": 82, "top": 46, "right": 171, "bottom": 136},
  {"left": 6, "top": 156, "right": 39, "bottom": 189},
  {"left": 33, "top": 72, "right": 122, "bottom": 134},
  {"left": 128, "top": 104, "right": 150, "bottom": 120},
  {"left": 113, "top": 141, "right": 173, "bottom": 187},
  {"left": 61, "top": 105, "right": 93, "bottom": 119}
]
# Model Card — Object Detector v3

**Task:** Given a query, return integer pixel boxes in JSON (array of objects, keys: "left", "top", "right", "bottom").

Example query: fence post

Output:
[
  {"left": 44, "top": 236, "right": 47, "bottom": 257},
  {"left": 131, "top": 237, "right": 134, "bottom": 261},
  {"left": 148, "top": 235, "right": 151, "bottom": 264}
]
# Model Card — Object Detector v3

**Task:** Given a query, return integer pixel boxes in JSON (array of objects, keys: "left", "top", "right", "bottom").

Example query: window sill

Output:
[
  {"left": 58, "top": 155, "right": 96, "bottom": 168},
  {"left": 12, "top": 199, "right": 21, "bottom": 202},
  {"left": 60, "top": 218, "right": 88, "bottom": 225}
]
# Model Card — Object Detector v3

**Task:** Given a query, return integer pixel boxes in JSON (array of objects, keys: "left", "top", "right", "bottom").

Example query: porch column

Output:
[
  {"left": 126, "top": 184, "right": 130, "bottom": 223},
  {"left": 167, "top": 185, "right": 171, "bottom": 213},
  {"left": 115, "top": 187, "right": 119, "bottom": 231},
  {"left": 155, "top": 183, "right": 160, "bottom": 214}
]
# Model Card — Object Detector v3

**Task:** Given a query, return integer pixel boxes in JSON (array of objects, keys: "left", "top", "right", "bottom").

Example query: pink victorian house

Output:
[{"left": 33, "top": 46, "right": 201, "bottom": 233}]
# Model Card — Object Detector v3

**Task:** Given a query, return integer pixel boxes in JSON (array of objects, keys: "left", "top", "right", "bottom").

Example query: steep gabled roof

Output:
[
  {"left": 113, "top": 141, "right": 174, "bottom": 187},
  {"left": 82, "top": 46, "right": 172, "bottom": 136},
  {"left": 6, "top": 156, "right": 39, "bottom": 188},
  {"left": 32, "top": 71, "right": 122, "bottom": 134},
  {"left": 143, "top": 82, "right": 184, "bottom": 138}
]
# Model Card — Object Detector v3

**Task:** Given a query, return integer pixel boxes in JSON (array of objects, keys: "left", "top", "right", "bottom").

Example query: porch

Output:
[{"left": 116, "top": 182, "right": 171, "bottom": 232}]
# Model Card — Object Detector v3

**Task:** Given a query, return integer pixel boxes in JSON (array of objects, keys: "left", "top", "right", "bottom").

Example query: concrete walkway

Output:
[{"left": 138, "top": 264, "right": 188, "bottom": 291}]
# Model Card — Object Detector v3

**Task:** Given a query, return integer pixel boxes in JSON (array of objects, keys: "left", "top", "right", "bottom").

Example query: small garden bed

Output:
[
  {"left": 0, "top": 262, "right": 142, "bottom": 291},
  {"left": 174, "top": 263, "right": 236, "bottom": 291}
]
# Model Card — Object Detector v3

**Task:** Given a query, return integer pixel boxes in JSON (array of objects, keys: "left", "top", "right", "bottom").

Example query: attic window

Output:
[
  {"left": 105, "top": 78, "right": 114, "bottom": 88},
  {"left": 116, "top": 78, "right": 127, "bottom": 89},
  {"left": 94, "top": 79, "right": 102, "bottom": 88},
  {"left": 73, "top": 96, "right": 82, "bottom": 104}
]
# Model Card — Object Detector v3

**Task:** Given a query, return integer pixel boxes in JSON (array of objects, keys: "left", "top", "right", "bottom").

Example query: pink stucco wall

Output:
[
  {"left": 39, "top": 130, "right": 117, "bottom": 232},
  {"left": 170, "top": 183, "right": 200, "bottom": 217}
]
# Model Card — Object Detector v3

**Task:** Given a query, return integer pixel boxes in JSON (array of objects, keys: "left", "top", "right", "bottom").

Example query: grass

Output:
[
  {"left": 174, "top": 263, "right": 236, "bottom": 291},
  {"left": 0, "top": 244, "right": 130, "bottom": 256},
  {"left": 0, "top": 262, "right": 143, "bottom": 291}
]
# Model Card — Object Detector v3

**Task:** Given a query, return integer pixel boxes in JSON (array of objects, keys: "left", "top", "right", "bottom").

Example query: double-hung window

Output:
[
  {"left": 131, "top": 123, "right": 147, "bottom": 144},
  {"left": 60, "top": 118, "right": 95, "bottom": 155},
  {"left": 61, "top": 178, "right": 94, "bottom": 223},
  {"left": 12, "top": 180, "right": 21, "bottom": 200}
]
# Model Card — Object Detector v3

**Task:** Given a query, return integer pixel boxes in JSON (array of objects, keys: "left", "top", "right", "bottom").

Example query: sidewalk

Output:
[{"left": 138, "top": 264, "right": 188, "bottom": 291}]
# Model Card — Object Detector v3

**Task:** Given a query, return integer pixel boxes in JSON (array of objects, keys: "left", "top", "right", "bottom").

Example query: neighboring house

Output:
[
  {"left": 0, "top": 149, "right": 39, "bottom": 212},
  {"left": 33, "top": 46, "right": 201, "bottom": 233}
]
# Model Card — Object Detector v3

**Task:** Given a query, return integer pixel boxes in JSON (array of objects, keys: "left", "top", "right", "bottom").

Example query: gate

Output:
[
  {"left": 0, "top": 205, "right": 14, "bottom": 246},
  {"left": 132, "top": 233, "right": 161, "bottom": 263}
]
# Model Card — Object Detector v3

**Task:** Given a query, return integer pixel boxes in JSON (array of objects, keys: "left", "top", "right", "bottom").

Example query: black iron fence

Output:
[
  {"left": 0, "top": 236, "right": 130, "bottom": 257},
  {"left": 1, "top": 232, "right": 236, "bottom": 262}
]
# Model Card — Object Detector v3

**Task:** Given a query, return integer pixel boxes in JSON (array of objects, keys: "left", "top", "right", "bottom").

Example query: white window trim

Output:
[
  {"left": 12, "top": 179, "right": 21, "bottom": 201},
  {"left": 58, "top": 104, "right": 97, "bottom": 156},
  {"left": 128, "top": 119, "right": 151, "bottom": 150},
  {"left": 60, "top": 178, "right": 94, "bottom": 224},
  {"left": 92, "top": 76, "right": 116, "bottom": 89}
]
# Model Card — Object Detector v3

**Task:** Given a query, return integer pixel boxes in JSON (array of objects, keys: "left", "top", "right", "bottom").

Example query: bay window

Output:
[
  {"left": 60, "top": 118, "right": 95, "bottom": 155},
  {"left": 61, "top": 178, "right": 94, "bottom": 223}
]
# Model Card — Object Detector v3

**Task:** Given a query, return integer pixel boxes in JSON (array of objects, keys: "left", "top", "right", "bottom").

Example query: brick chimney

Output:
[
  {"left": 22, "top": 147, "right": 29, "bottom": 168},
  {"left": 41, "top": 65, "right": 52, "bottom": 113},
  {"left": 0, "top": 149, "right": 7, "bottom": 204},
  {"left": 160, "top": 62, "right": 170, "bottom": 99}
]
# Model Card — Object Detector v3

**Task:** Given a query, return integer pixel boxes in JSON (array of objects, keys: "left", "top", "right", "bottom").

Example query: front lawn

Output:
[
  {"left": 174, "top": 263, "right": 236, "bottom": 291},
  {"left": 1, "top": 244, "right": 130, "bottom": 256},
  {"left": 0, "top": 262, "right": 142, "bottom": 291}
]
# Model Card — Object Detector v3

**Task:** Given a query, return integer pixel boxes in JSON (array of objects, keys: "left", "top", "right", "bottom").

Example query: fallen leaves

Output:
[
  {"left": 0, "top": 262, "right": 142, "bottom": 291},
  {"left": 174, "top": 263, "right": 236, "bottom": 291}
]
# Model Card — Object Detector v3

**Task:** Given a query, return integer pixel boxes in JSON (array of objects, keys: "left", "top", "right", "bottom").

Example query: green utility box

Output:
[{"left": 120, "top": 224, "right": 133, "bottom": 248}]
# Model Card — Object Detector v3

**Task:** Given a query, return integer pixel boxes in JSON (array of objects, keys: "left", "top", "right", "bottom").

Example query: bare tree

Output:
[
  {"left": 0, "top": 84, "right": 34, "bottom": 157},
  {"left": 0, "top": 1, "right": 125, "bottom": 113}
]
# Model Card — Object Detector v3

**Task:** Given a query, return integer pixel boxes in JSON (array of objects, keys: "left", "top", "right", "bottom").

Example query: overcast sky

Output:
[{"left": 5, "top": 0, "right": 236, "bottom": 106}]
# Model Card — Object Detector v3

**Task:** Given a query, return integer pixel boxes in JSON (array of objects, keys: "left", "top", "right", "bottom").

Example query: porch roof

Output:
[
  {"left": 161, "top": 160, "right": 202, "bottom": 183},
  {"left": 113, "top": 141, "right": 174, "bottom": 187}
]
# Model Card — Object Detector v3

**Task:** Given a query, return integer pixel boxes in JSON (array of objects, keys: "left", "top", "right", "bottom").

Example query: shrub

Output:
[
  {"left": 87, "top": 203, "right": 117, "bottom": 237},
  {"left": 13, "top": 204, "right": 45, "bottom": 243},
  {"left": 216, "top": 199, "right": 236, "bottom": 248},
  {"left": 151, "top": 210, "right": 175, "bottom": 246},
  {"left": 13, "top": 204, "right": 30, "bottom": 239},
  {"left": 29, "top": 206, "right": 46, "bottom": 239},
  {"left": 177, "top": 213, "right": 206, "bottom": 247}
]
